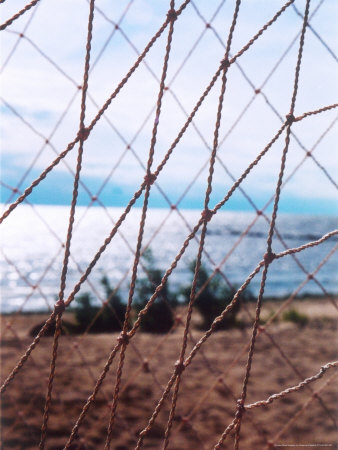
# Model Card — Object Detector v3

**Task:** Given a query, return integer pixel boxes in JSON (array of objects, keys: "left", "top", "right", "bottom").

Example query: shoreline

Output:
[
  {"left": 1, "top": 293, "right": 336, "bottom": 314},
  {"left": 1, "top": 296, "right": 337, "bottom": 340}
]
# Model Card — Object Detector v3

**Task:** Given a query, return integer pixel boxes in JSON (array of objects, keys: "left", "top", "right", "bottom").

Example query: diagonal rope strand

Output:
[
  {"left": 0, "top": 0, "right": 41, "bottom": 31},
  {"left": 0, "top": 0, "right": 192, "bottom": 224}
]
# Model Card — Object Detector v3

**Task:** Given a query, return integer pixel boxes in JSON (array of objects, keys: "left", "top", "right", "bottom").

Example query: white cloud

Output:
[{"left": 1, "top": 0, "right": 337, "bottom": 213}]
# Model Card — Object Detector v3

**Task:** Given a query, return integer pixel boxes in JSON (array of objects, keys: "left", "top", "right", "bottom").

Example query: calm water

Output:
[{"left": 0, "top": 205, "right": 337, "bottom": 313}]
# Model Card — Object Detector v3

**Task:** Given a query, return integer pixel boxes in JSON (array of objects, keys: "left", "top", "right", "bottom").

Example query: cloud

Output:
[{"left": 1, "top": 0, "right": 337, "bottom": 215}]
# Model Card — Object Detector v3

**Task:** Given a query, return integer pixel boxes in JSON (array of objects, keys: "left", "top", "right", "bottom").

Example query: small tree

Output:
[
  {"left": 182, "top": 261, "right": 250, "bottom": 330},
  {"left": 133, "top": 249, "right": 176, "bottom": 333},
  {"left": 74, "top": 278, "right": 126, "bottom": 333},
  {"left": 100, "top": 275, "right": 128, "bottom": 330},
  {"left": 74, "top": 292, "right": 97, "bottom": 333}
]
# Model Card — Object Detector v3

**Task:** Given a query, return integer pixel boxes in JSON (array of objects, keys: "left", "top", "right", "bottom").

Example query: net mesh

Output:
[{"left": 1, "top": 0, "right": 337, "bottom": 448}]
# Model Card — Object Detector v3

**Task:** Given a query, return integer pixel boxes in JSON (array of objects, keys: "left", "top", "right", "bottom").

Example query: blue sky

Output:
[{"left": 1, "top": 0, "right": 337, "bottom": 215}]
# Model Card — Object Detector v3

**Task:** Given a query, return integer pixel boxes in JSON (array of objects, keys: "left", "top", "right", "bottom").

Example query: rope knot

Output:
[
  {"left": 175, "top": 315, "right": 183, "bottom": 324},
  {"left": 220, "top": 57, "right": 230, "bottom": 70},
  {"left": 144, "top": 172, "right": 156, "bottom": 186},
  {"left": 236, "top": 399, "right": 245, "bottom": 418},
  {"left": 201, "top": 208, "right": 213, "bottom": 222},
  {"left": 174, "top": 360, "right": 185, "bottom": 375},
  {"left": 78, "top": 127, "right": 90, "bottom": 141},
  {"left": 181, "top": 415, "right": 190, "bottom": 425},
  {"left": 167, "top": 8, "right": 177, "bottom": 22},
  {"left": 118, "top": 332, "right": 129, "bottom": 345},
  {"left": 54, "top": 300, "right": 66, "bottom": 314},
  {"left": 263, "top": 251, "right": 275, "bottom": 265},
  {"left": 142, "top": 359, "right": 150, "bottom": 373},
  {"left": 285, "top": 113, "right": 295, "bottom": 125}
]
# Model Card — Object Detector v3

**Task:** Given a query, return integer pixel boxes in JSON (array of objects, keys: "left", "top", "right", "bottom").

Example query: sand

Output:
[{"left": 1, "top": 298, "right": 337, "bottom": 449}]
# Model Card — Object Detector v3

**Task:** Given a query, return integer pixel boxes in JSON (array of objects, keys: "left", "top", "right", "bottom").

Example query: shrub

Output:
[
  {"left": 100, "top": 275, "right": 128, "bottom": 329},
  {"left": 29, "top": 317, "right": 76, "bottom": 337},
  {"left": 282, "top": 308, "right": 308, "bottom": 326},
  {"left": 74, "top": 278, "right": 126, "bottom": 333},
  {"left": 182, "top": 261, "right": 251, "bottom": 330},
  {"left": 133, "top": 249, "right": 176, "bottom": 333}
]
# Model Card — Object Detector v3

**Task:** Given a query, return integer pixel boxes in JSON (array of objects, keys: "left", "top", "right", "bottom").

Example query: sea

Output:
[{"left": 0, "top": 205, "right": 337, "bottom": 313}]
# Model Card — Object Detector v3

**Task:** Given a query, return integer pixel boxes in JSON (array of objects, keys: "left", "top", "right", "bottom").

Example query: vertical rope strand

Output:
[
  {"left": 39, "top": 1, "right": 96, "bottom": 448},
  {"left": 161, "top": 2, "right": 242, "bottom": 449},
  {"left": 232, "top": 1, "right": 311, "bottom": 449},
  {"left": 103, "top": 3, "right": 177, "bottom": 448}
]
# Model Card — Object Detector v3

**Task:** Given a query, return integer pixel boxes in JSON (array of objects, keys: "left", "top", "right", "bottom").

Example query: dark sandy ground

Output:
[{"left": 1, "top": 298, "right": 337, "bottom": 449}]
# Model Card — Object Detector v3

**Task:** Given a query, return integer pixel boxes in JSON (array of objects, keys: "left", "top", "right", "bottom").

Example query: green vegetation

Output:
[
  {"left": 282, "top": 308, "right": 308, "bottom": 326},
  {"left": 29, "top": 317, "right": 75, "bottom": 337},
  {"left": 74, "top": 276, "right": 127, "bottom": 333},
  {"left": 133, "top": 249, "right": 176, "bottom": 333},
  {"left": 58, "top": 252, "right": 254, "bottom": 335},
  {"left": 181, "top": 260, "right": 252, "bottom": 330}
]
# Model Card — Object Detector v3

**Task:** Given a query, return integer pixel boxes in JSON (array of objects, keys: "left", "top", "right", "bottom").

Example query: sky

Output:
[{"left": 1, "top": 0, "right": 337, "bottom": 215}]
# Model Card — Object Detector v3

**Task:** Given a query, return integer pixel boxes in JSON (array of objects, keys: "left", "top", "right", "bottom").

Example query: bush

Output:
[
  {"left": 182, "top": 261, "right": 251, "bottom": 330},
  {"left": 29, "top": 317, "right": 76, "bottom": 337},
  {"left": 282, "top": 309, "right": 308, "bottom": 326},
  {"left": 101, "top": 275, "right": 128, "bottom": 329},
  {"left": 133, "top": 249, "right": 176, "bottom": 333},
  {"left": 74, "top": 278, "right": 126, "bottom": 333}
]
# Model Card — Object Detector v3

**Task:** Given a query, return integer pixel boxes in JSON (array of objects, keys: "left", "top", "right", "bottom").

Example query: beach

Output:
[{"left": 1, "top": 297, "right": 337, "bottom": 449}]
